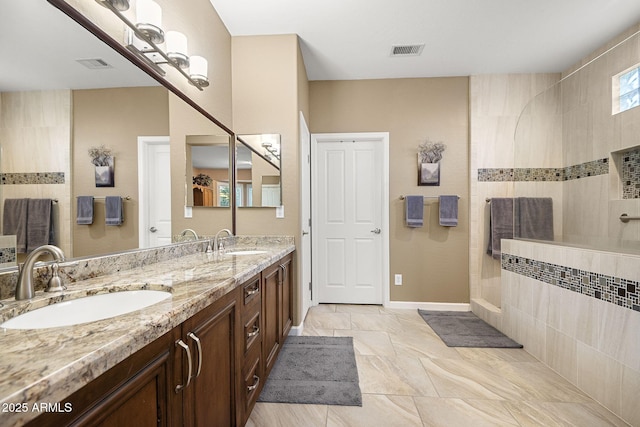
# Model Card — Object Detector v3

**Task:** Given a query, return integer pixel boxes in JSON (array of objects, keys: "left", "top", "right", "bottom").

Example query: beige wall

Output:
[
  {"left": 73, "top": 87, "right": 169, "bottom": 257},
  {"left": 310, "top": 77, "right": 469, "bottom": 304},
  {"left": 0, "top": 90, "right": 72, "bottom": 257},
  {"left": 232, "top": 34, "right": 308, "bottom": 323}
]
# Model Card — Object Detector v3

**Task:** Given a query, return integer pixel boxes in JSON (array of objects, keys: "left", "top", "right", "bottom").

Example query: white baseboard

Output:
[
  {"left": 384, "top": 301, "right": 471, "bottom": 311},
  {"left": 288, "top": 322, "right": 304, "bottom": 336}
]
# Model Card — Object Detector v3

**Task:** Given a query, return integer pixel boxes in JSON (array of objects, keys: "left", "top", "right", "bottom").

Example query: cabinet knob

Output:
[{"left": 175, "top": 339, "right": 192, "bottom": 392}]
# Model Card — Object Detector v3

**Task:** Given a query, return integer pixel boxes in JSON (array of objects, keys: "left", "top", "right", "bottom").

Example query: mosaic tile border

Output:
[
  {"left": 502, "top": 253, "right": 639, "bottom": 312},
  {"left": 0, "top": 172, "right": 65, "bottom": 185},
  {"left": 478, "top": 159, "right": 609, "bottom": 182},
  {"left": 0, "top": 247, "right": 16, "bottom": 265},
  {"left": 622, "top": 147, "right": 640, "bottom": 199}
]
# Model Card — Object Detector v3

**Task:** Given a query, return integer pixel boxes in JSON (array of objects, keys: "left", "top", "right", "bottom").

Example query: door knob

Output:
[
  {"left": 149, "top": 227, "right": 158, "bottom": 233},
  {"left": 302, "top": 230, "right": 309, "bottom": 236},
  {"left": 371, "top": 228, "right": 381, "bottom": 234}
]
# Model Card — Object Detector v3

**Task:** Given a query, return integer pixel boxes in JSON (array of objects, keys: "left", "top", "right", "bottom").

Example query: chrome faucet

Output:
[
  {"left": 179, "top": 228, "right": 199, "bottom": 241},
  {"left": 15, "top": 245, "right": 65, "bottom": 300},
  {"left": 213, "top": 229, "right": 233, "bottom": 252}
]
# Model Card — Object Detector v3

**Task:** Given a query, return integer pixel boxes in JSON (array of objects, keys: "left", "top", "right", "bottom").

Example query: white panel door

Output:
[
  {"left": 138, "top": 137, "right": 171, "bottom": 248},
  {"left": 313, "top": 136, "right": 383, "bottom": 304}
]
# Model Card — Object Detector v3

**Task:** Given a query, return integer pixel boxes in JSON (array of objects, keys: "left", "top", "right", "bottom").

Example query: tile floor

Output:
[{"left": 247, "top": 304, "right": 629, "bottom": 427}]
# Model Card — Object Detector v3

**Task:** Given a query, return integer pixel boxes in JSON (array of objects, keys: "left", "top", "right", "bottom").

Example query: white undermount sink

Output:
[
  {"left": 225, "top": 250, "right": 267, "bottom": 256},
  {"left": 1, "top": 290, "right": 172, "bottom": 330}
]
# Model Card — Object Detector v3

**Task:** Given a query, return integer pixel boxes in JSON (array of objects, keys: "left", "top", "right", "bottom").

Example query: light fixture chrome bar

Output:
[{"left": 95, "top": 0, "right": 205, "bottom": 91}]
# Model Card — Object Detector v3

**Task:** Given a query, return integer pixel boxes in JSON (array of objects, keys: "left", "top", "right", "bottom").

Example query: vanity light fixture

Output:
[
  {"left": 135, "top": 0, "right": 164, "bottom": 44},
  {"left": 95, "top": 0, "right": 209, "bottom": 91},
  {"left": 165, "top": 31, "right": 189, "bottom": 69},
  {"left": 261, "top": 141, "right": 280, "bottom": 160},
  {"left": 189, "top": 56, "right": 210, "bottom": 87}
]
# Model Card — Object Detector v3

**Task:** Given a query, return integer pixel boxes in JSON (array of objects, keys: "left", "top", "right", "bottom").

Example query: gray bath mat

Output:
[
  {"left": 418, "top": 310, "right": 523, "bottom": 348},
  {"left": 258, "top": 336, "right": 362, "bottom": 406}
]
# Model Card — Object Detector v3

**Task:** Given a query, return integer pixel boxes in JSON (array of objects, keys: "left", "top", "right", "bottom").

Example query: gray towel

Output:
[
  {"left": 26, "top": 199, "right": 54, "bottom": 252},
  {"left": 77, "top": 196, "right": 94, "bottom": 225},
  {"left": 105, "top": 196, "right": 123, "bottom": 226},
  {"left": 3, "top": 199, "right": 28, "bottom": 253},
  {"left": 487, "top": 198, "right": 514, "bottom": 259},
  {"left": 404, "top": 196, "right": 424, "bottom": 227},
  {"left": 439, "top": 195, "right": 458, "bottom": 227},
  {"left": 515, "top": 197, "right": 553, "bottom": 240}
]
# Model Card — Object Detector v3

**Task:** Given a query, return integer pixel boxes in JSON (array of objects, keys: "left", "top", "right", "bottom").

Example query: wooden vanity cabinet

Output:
[
  {"left": 25, "top": 326, "right": 182, "bottom": 427},
  {"left": 26, "top": 252, "right": 293, "bottom": 427},
  {"left": 180, "top": 288, "right": 240, "bottom": 427},
  {"left": 262, "top": 253, "right": 293, "bottom": 377}
]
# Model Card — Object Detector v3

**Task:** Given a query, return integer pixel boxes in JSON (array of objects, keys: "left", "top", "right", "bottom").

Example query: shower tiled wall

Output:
[
  {"left": 499, "top": 239, "right": 640, "bottom": 426},
  {"left": 0, "top": 236, "right": 16, "bottom": 269},
  {"left": 622, "top": 147, "right": 640, "bottom": 199},
  {"left": 0, "top": 90, "right": 72, "bottom": 256},
  {"left": 478, "top": 158, "right": 610, "bottom": 182}
]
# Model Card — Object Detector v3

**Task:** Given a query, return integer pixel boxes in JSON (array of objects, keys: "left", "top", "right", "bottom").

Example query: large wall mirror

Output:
[
  {"left": 237, "top": 134, "right": 282, "bottom": 207},
  {"left": 0, "top": 0, "right": 234, "bottom": 267}
]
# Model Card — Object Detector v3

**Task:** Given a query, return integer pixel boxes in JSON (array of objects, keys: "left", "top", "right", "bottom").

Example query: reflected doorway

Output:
[{"left": 138, "top": 136, "right": 171, "bottom": 248}]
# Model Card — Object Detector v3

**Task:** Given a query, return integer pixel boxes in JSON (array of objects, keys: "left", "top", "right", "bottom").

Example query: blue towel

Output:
[
  {"left": 77, "top": 196, "right": 94, "bottom": 225},
  {"left": 438, "top": 195, "right": 458, "bottom": 227},
  {"left": 404, "top": 196, "right": 424, "bottom": 227},
  {"left": 105, "top": 196, "right": 123, "bottom": 226},
  {"left": 3, "top": 199, "right": 28, "bottom": 253},
  {"left": 26, "top": 199, "right": 54, "bottom": 251}
]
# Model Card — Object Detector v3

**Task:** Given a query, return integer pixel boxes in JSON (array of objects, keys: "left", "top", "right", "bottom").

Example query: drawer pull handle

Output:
[
  {"left": 188, "top": 332, "right": 203, "bottom": 379},
  {"left": 247, "top": 325, "right": 260, "bottom": 338},
  {"left": 245, "top": 285, "right": 259, "bottom": 297},
  {"left": 247, "top": 375, "right": 260, "bottom": 392},
  {"left": 175, "top": 339, "right": 192, "bottom": 392}
]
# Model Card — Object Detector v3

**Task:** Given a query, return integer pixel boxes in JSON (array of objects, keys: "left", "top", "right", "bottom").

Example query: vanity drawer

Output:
[
  {"left": 242, "top": 274, "right": 261, "bottom": 307},
  {"left": 241, "top": 344, "right": 263, "bottom": 424},
  {"left": 243, "top": 309, "right": 261, "bottom": 355}
]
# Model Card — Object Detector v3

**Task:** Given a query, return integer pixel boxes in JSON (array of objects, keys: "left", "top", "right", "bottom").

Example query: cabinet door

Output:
[
  {"left": 262, "top": 261, "right": 281, "bottom": 377},
  {"left": 26, "top": 327, "right": 181, "bottom": 427},
  {"left": 181, "top": 290, "right": 240, "bottom": 427},
  {"left": 279, "top": 254, "right": 293, "bottom": 340}
]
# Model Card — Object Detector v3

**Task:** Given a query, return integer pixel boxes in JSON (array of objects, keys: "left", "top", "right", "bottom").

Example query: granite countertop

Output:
[{"left": 0, "top": 236, "right": 294, "bottom": 426}]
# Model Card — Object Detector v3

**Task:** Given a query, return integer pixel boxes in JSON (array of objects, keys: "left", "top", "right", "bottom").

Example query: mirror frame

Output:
[{"left": 47, "top": 0, "right": 237, "bottom": 233}]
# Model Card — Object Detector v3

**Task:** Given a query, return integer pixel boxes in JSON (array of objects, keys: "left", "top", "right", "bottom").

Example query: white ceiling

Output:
[{"left": 209, "top": 0, "right": 640, "bottom": 81}]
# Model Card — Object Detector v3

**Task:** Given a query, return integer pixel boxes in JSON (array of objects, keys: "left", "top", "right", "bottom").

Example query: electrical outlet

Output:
[
  {"left": 184, "top": 206, "right": 192, "bottom": 218},
  {"left": 394, "top": 274, "right": 402, "bottom": 285}
]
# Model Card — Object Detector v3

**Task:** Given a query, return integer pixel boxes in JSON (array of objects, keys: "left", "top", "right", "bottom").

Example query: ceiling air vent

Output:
[
  {"left": 76, "top": 58, "right": 113, "bottom": 69},
  {"left": 390, "top": 44, "right": 424, "bottom": 57}
]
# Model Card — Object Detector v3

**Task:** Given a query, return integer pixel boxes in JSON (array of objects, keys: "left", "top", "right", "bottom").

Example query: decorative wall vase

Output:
[
  {"left": 418, "top": 160, "right": 440, "bottom": 186},
  {"left": 95, "top": 158, "right": 115, "bottom": 187},
  {"left": 417, "top": 140, "right": 445, "bottom": 186}
]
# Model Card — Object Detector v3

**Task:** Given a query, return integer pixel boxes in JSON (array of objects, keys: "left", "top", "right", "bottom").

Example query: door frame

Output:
[
  {"left": 299, "top": 112, "right": 312, "bottom": 322},
  {"left": 310, "top": 132, "right": 390, "bottom": 306},
  {"left": 138, "top": 136, "right": 171, "bottom": 248}
]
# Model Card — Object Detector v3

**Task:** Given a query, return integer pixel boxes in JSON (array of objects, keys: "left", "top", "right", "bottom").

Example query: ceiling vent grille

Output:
[
  {"left": 390, "top": 44, "right": 424, "bottom": 57},
  {"left": 76, "top": 58, "right": 113, "bottom": 69}
]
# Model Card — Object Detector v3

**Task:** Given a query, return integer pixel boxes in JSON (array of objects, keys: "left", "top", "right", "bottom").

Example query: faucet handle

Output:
[{"left": 45, "top": 263, "right": 65, "bottom": 293}]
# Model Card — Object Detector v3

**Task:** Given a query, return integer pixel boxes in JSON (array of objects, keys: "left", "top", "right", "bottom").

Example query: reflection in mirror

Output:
[
  {"left": 186, "top": 135, "right": 231, "bottom": 207},
  {"left": 236, "top": 135, "right": 282, "bottom": 207},
  {"left": 0, "top": 0, "right": 232, "bottom": 267}
]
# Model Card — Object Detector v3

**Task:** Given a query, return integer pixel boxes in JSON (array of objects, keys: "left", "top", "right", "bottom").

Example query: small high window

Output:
[{"left": 613, "top": 64, "right": 640, "bottom": 114}]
